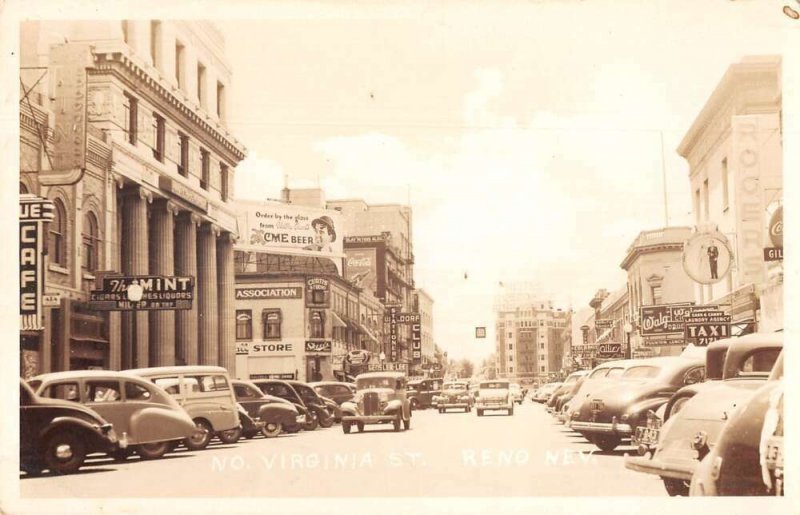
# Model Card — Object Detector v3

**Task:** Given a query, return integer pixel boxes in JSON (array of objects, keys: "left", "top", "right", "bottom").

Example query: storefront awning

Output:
[
  {"left": 331, "top": 311, "right": 347, "bottom": 328},
  {"left": 360, "top": 325, "right": 380, "bottom": 345},
  {"left": 595, "top": 327, "right": 614, "bottom": 343}
]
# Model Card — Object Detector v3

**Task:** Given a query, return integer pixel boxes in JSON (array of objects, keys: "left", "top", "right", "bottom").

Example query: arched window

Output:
[
  {"left": 48, "top": 199, "right": 67, "bottom": 267},
  {"left": 82, "top": 211, "right": 99, "bottom": 273},
  {"left": 20, "top": 182, "right": 29, "bottom": 194}
]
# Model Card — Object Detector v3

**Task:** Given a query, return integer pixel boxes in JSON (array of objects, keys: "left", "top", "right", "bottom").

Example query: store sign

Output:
[
  {"left": 250, "top": 342, "right": 294, "bottom": 355},
  {"left": 411, "top": 323, "right": 422, "bottom": 363},
  {"left": 597, "top": 343, "right": 623, "bottom": 357},
  {"left": 19, "top": 196, "right": 55, "bottom": 331},
  {"left": 49, "top": 43, "right": 91, "bottom": 173},
  {"left": 250, "top": 373, "right": 296, "bottom": 380},
  {"left": 89, "top": 275, "right": 194, "bottom": 310},
  {"left": 41, "top": 293, "right": 62, "bottom": 307},
  {"left": 476, "top": 327, "right": 486, "bottom": 339},
  {"left": 237, "top": 200, "right": 344, "bottom": 258},
  {"left": 685, "top": 322, "right": 731, "bottom": 346},
  {"left": 343, "top": 235, "right": 387, "bottom": 244},
  {"left": 639, "top": 304, "right": 690, "bottom": 336},
  {"left": 387, "top": 305, "right": 400, "bottom": 361},
  {"left": 595, "top": 319, "right": 614, "bottom": 330},
  {"left": 682, "top": 230, "right": 733, "bottom": 285},
  {"left": 306, "top": 277, "right": 329, "bottom": 292},
  {"left": 346, "top": 349, "right": 371, "bottom": 364},
  {"left": 235, "top": 287, "right": 302, "bottom": 300},
  {"left": 764, "top": 247, "right": 783, "bottom": 262},
  {"left": 305, "top": 340, "right": 332, "bottom": 353},
  {"left": 367, "top": 362, "right": 408, "bottom": 372}
]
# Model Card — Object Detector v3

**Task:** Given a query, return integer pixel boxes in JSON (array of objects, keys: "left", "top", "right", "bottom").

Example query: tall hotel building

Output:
[{"left": 20, "top": 21, "right": 246, "bottom": 377}]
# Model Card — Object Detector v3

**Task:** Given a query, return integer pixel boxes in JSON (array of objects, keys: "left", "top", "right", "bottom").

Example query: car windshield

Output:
[
  {"left": 605, "top": 368, "right": 625, "bottom": 378},
  {"left": 444, "top": 383, "right": 467, "bottom": 390},
  {"left": 589, "top": 368, "right": 610, "bottom": 379},
  {"left": 357, "top": 377, "right": 399, "bottom": 390},
  {"left": 480, "top": 382, "right": 508, "bottom": 389},
  {"left": 622, "top": 366, "right": 660, "bottom": 379}
]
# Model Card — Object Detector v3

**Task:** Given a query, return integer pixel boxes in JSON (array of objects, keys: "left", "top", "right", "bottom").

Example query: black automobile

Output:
[
  {"left": 20, "top": 379, "right": 124, "bottom": 475},
  {"left": 308, "top": 381, "right": 355, "bottom": 406},
  {"left": 232, "top": 380, "right": 304, "bottom": 438},
  {"left": 252, "top": 379, "right": 325, "bottom": 431},
  {"left": 407, "top": 379, "right": 442, "bottom": 410},
  {"left": 287, "top": 380, "right": 336, "bottom": 428}
]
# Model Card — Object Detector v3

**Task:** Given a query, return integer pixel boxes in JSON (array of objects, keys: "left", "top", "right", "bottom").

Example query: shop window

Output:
[
  {"left": 310, "top": 310, "right": 325, "bottom": 338},
  {"left": 48, "top": 198, "right": 67, "bottom": 267},
  {"left": 263, "top": 310, "right": 282, "bottom": 340},
  {"left": 82, "top": 211, "right": 99, "bottom": 273},
  {"left": 236, "top": 310, "right": 252, "bottom": 340}
]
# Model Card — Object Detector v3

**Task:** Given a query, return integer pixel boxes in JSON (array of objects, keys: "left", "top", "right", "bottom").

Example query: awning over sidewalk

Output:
[{"left": 331, "top": 311, "right": 347, "bottom": 328}]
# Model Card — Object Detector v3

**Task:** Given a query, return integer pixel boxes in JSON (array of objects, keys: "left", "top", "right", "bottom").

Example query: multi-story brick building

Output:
[{"left": 19, "top": 20, "right": 246, "bottom": 377}]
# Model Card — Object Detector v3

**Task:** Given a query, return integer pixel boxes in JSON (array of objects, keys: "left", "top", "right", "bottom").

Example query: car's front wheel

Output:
[
  {"left": 357, "top": 422, "right": 365, "bottom": 432},
  {"left": 403, "top": 416, "right": 410, "bottom": 430},
  {"left": 477, "top": 409, "right": 484, "bottom": 417},
  {"left": 593, "top": 435, "right": 621, "bottom": 452},
  {"left": 342, "top": 421, "right": 351, "bottom": 434},
  {"left": 44, "top": 430, "right": 86, "bottom": 475},
  {"left": 393, "top": 413, "right": 402, "bottom": 432},
  {"left": 662, "top": 477, "right": 690, "bottom": 496},
  {"left": 304, "top": 413, "right": 319, "bottom": 431}
]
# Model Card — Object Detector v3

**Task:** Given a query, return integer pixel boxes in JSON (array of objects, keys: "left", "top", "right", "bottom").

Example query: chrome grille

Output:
[{"left": 363, "top": 392, "right": 380, "bottom": 416}]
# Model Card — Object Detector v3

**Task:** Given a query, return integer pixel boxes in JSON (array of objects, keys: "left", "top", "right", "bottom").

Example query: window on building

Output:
[
  {"left": 81, "top": 211, "right": 99, "bottom": 273},
  {"left": 540, "top": 354, "right": 545, "bottom": 361},
  {"left": 216, "top": 81, "right": 226, "bottom": 120},
  {"left": 540, "top": 343, "right": 544, "bottom": 349},
  {"left": 310, "top": 311, "right": 325, "bottom": 338},
  {"left": 197, "top": 62, "right": 206, "bottom": 108},
  {"left": 703, "top": 178, "right": 710, "bottom": 221},
  {"left": 175, "top": 40, "right": 185, "bottom": 89},
  {"left": 509, "top": 367, "right": 513, "bottom": 374},
  {"left": 49, "top": 198, "right": 67, "bottom": 267},
  {"left": 123, "top": 93, "right": 138, "bottom": 145},
  {"left": 694, "top": 188, "right": 701, "bottom": 224},
  {"left": 121, "top": 20, "right": 130, "bottom": 44},
  {"left": 540, "top": 366, "right": 545, "bottom": 373},
  {"left": 235, "top": 310, "right": 252, "bottom": 340},
  {"left": 263, "top": 310, "right": 281, "bottom": 340},
  {"left": 220, "top": 162, "right": 229, "bottom": 201},
  {"left": 651, "top": 285, "right": 663, "bottom": 305},
  {"left": 152, "top": 112, "right": 165, "bottom": 162},
  {"left": 508, "top": 344, "right": 512, "bottom": 350},
  {"left": 508, "top": 356, "right": 513, "bottom": 362},
  {"left": 177, "top": 133, "right": 189, "bottom": 177},
  {"left": 200, "top": 148, "right": 210, "bottom": 190},
  {"left": 721, "top": 158, "right": 729, "bottom": 211},
  {"left": 508, "top": 332, "right": 512, "bottom": 338},
  {"left": 150, "top": 21, "right": 161, "bottom": 69}
]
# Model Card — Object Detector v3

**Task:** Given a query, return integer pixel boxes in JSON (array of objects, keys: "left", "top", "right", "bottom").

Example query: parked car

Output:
[
  {"left": 475, "top": 380, "right": 514, "bottom": 416},
  {"left": 570, "top": 356, "right": 706, "bottom": 453},
  {"left": 691, "top": 351, "right": 784, "bottom": 496},
  {"left": 547, "top": 370, "right": 590, "bottom": 413},
  {"left": 251, "top": 379, "right": 320, "bottom": 431},
  {"left": 624, "top": 333, "right": 783, "bottom": 496},
  {"left": 20, "top": 379, "right": 124, "bottom": 475},
  {"left": 232, "top": 379, "right": 303, "bottom": 438},
  {"left": 340, "top": 372, "right": 412, "bottom": 433},
  {"left": 30, "top": 370, "right": 198, "bottom": 461},
  {"left": 128, "top": 365, "right": 240, "bottom": 450},
  {"left": 308, "top": 381, "right": 355, "bottom": 406},
  {"left": 509, "top": 383, "right": 524, "bottom": 405},
  {"left": 531, "top": 382, "right": 562, "bottom": 403},
  {"left": 562, "top": 359, "right": 635, "bottom": 423},
  {"left": 287, "top": 380, "right": 336, "bottom": 428},
  {"left": 406, "top": 378, "right": 442, "bottom": 410},
  {"left": 434, "top": 381, "right": 474, "bottom": 413}
]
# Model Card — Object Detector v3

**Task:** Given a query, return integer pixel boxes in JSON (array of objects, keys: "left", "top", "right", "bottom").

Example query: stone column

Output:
[
  {"left": 197, "top": 223, "right": 220, "bottom": 365},
  {"left": 121, "top": 186, "right": 150, "bottom": 369},
  {"left": 148, "top": 199, "right": 177, "bottom": 366},
  {"left": 175, "top": 211, "right": 200, "bottom": 365},
  {"left": 217, "top": 231, "right": 236, "bottom": 373}
]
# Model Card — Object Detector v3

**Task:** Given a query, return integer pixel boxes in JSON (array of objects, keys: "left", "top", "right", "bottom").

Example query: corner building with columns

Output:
[{"left": 19, "top": 21, "right": 246, "bottom": 375}]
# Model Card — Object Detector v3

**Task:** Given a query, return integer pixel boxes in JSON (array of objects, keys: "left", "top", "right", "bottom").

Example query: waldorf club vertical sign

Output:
[{"left": 20, "top": 196, "right": 55, "bottom": 331}]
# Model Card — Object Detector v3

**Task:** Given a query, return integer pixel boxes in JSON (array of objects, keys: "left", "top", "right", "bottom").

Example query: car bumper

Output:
[
  {"left": 624, "top": 454, "right": 696, "bottom": 481},
  {"left": 439, "top": 403, "right": 470, "bottom": 409},
  {"left": 571, "top": 420, "right": 633, "bottom": 436},
  {"left": 477, "top": 404, "right": 511, "bottom": 410},
  {"left": 342, "top": 415, "right": 396, "bottom": 424}
]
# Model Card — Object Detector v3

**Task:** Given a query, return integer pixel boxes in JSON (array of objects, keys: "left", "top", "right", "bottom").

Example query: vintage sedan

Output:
[
  {"left": 407, "top": 378, "right": 442, "bottom": 410},
  {"left": 252, "top": 379, "right": 318, "bottom": 431},
  {"left": 562, "top": 360, "right": 635, "bottom": 422},
  {"left": 624, "top": 333, "right": 782, "bottom": 496},
  {"left": 232, "top": 379, "right": 303, "bottom": 438},
  {"left": 287, "top": 380, "right": 336, "bottom": 428},
  {"left": 20, "top": 379, "right": 124, "bottom": 475},
  {"left": 691, "top": 351, "right": 784, "bottom": 496},
  {"left": 570, "top": 356, "right": 706, "bottom": 452},
  {"left": 340, "top": 372, "right": 412, "bottom": 433},
  {"left": 30, "top": 370, "right": 198, "bottom": 460},
  {"left": 531, "top": 382, "right": 562, "bottom": 403},
  {"left": 547, "top": 370, "right": 590, "bottom": 414},
  {"left": 308, "top": 381, "right": 355, "bottom": 406},
  {"left": 434, "top": 381, "right": 474, "bottom": 413},
  {"left": 475, "top": 380, "right": 514, "bottom": 416},
  {"left": 509, "top": 383, "right": 525, "bottom": 405}
]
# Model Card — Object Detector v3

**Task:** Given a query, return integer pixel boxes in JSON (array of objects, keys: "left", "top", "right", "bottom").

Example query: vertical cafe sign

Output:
[{"left": 20, "top": 196, "right": 55, "bottom": 331}]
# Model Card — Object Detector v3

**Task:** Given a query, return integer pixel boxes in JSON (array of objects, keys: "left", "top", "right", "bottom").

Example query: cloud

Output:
[{"left": 233, "top": 152, "right": 286, "bottom": 202}]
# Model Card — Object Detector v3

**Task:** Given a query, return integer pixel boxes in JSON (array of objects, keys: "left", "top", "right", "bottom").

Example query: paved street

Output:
[{"left": 21, "top": 401, "right": 665, "bottom": 497}]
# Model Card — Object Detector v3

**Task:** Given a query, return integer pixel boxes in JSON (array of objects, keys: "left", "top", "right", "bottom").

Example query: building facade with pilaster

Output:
[{"left": 19, "top": 20, "right": 245, "bottom": 376}]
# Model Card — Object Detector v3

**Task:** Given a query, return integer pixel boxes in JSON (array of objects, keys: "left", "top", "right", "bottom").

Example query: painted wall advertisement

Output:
[
  {"left": 344, "top": 248, "right": 378, "bottom": 296},
  {"left": 236, "top": 200, "right": 344, "bottom": 258}
]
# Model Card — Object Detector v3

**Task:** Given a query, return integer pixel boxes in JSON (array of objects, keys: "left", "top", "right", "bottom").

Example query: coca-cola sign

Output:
[
  {"left": 344, "top": 248, "right": 377, "bottom": 294},
  {"left": 769, "top": 205, "right": 783, "bottom": 247}
]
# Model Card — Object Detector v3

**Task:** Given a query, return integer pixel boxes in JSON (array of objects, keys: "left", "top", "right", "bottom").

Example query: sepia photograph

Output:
[{"left": 2, "top": 0, "right": 798, "bottom": 513}]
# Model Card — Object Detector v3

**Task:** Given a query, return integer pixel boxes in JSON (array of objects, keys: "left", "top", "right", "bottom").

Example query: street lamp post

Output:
[
  {"left": 623, "top": 322, "right": 633, "bottom": 360},
  {"left": 126, "top": 280, "right": 144, "bottom": 368}
]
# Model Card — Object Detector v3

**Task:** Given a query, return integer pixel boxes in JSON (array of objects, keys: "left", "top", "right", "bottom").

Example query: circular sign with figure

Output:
[
  {"left": 768, "top": 205, "right": 783, "bottom": 247},
  {"left": 682, "top": 230, "right": 733, "bottom": 285}
]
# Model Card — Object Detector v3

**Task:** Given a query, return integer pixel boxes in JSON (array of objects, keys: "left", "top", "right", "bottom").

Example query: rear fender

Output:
[
  {"left": 624, "top": 397, "right": 672, "bottom": 426},
  {"left": 130, "top": 406, "right": 199, "bottom": 443}
]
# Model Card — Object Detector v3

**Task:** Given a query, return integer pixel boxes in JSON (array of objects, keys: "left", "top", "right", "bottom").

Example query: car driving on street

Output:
[
  {"left": 340, "top": 372, "right": 412, "bottom": 433},
  {"left": 475, "top": 380, "right": 514, "bottom": 416}
]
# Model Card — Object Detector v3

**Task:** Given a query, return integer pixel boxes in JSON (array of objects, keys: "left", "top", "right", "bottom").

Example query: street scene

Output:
[{"left": 5, "top": 1, "right": 797, "bottom": 513}]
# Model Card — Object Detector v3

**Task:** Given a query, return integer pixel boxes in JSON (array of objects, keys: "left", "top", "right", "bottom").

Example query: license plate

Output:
[
  {"left": 590, "top": 400, "right": 604, "bottom": 411},
  {"left": 635, "top": 426, "right": 660, "bottom": 446},
  {"left": 765, "top": 439, "right": 783, "bottom": 469}
]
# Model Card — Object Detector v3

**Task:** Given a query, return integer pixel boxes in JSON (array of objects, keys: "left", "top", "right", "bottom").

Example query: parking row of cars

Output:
[
  {"left": 537, "top": 332, "right": 784, "bottom": 496},
  {"left": 20, "top": 365, "right": 360, "bottom": 475}
]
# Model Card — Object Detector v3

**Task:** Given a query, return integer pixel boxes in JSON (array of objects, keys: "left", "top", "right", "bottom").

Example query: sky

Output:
[{"left": 215, "top": 0, "right": 794, "bottom": 365}]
